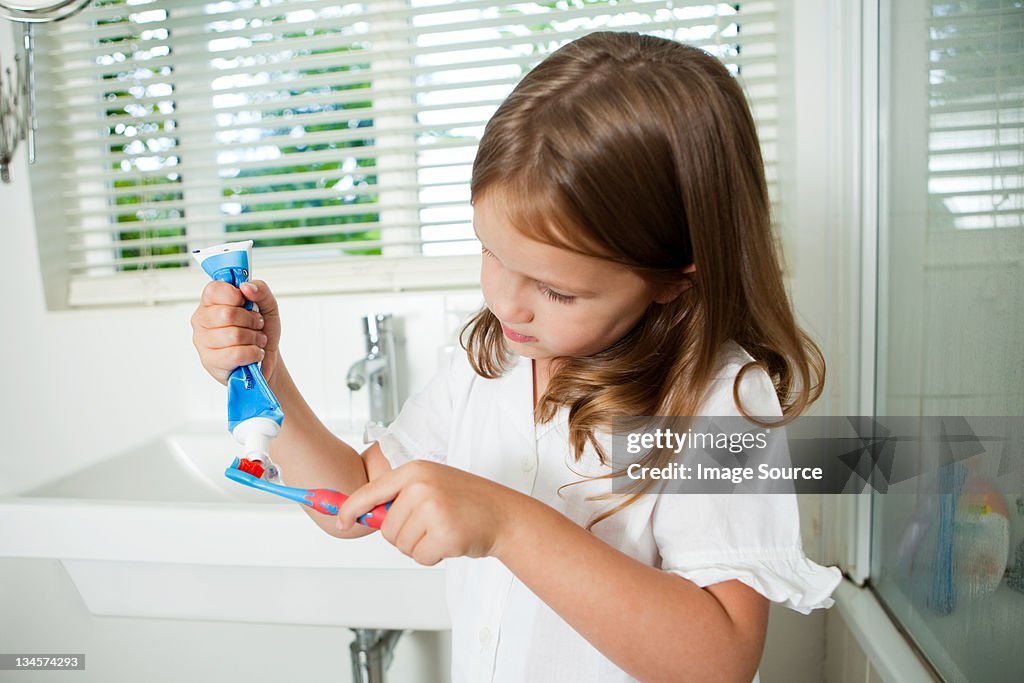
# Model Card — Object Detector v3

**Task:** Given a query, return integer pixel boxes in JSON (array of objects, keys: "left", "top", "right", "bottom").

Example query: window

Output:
[
  {"left": 30, "top": 0, "right": 785, "bottom": 307},
  {"left": 926, "top": 0, "right": 1023, "bottom": 230}
]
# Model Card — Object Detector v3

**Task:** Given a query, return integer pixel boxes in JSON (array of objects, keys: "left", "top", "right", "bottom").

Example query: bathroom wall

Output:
[{"left": 825, "top": 608, "right": 909, "bottom": 683}]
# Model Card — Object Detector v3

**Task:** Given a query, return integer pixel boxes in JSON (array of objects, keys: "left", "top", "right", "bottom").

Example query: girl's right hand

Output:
[{"left": 190, "top": 279, "right": 281, "bottom": 386}]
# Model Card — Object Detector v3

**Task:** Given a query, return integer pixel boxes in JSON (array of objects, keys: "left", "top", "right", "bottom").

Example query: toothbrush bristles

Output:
[{"left": 237, "top": 458, "right": 265, "bottom": 479}]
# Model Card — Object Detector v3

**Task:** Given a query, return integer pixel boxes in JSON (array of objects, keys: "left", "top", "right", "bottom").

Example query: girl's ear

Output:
[{"left": 653, "top": 263, "right": 697, "bottom": 304}]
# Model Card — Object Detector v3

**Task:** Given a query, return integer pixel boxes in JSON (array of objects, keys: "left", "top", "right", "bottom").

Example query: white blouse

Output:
[{"left": 375, "top": 341, "right": 842, "bottom": 683}]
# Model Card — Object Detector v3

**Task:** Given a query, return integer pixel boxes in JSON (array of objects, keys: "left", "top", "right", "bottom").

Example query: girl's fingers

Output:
[
  {"left": 336, "top": 467, "right": 410, "bottom": 530},
  {"left": 192, "top": 280, "right": 276, "bottom": 385},
  {"left": 385, "top": 499, "right": 446, "bottom": 569},
  {"left": 193, "top": 304, "right": 264, "bottom": 332},
  {"left": 408, "top": 528, "right": 442, "bottom": 567},
  {"left": 373, "top": 498, "right": 442, "bottom": 566},
  {"left": 203, "top": 346, "right": 265, "bottom": 373},
  {"left": 381, "top": 497, "right": 421, "bottom": 551},
  {"left": 200, "top": 280, "right": 245, "bottom": 306},
  {"left": 199, "top": 326, "right": 268, "bottom": 351}
]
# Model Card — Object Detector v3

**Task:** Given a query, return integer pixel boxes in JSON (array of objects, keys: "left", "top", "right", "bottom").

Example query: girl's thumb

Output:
[{"left": 240, "top": 280, "right": 278, "bottom": 316}]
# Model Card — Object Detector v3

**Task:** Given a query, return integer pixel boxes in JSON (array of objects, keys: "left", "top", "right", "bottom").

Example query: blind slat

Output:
[
  {"left": 64, "top": 178, "right": 474, "bottom": 220},
  {"left": 60, "top": 104, "right": 783, "bottom": 166},
  {"left": 56, "top": 139, "right": 475, "bottom": 182},
  {"left": 69, "top": 232, "right": 481, "bottom": 270},
  {"left": 50, "top": 15, "right": 778, "bottom": 73},
  {"left": 66, "top": 200, "right": 461, "bottom": 234},
  {"left": 48, "top": 2, "right": 773, "bottom": 61},
  {"left": 69, "top": 224, "right": 477, "bottom": 258},
  {"left": 69, "top": 237, "right": 445, "bottom": 271},
  {"left": 64, "top": 161, "right": 476, "bottom": 200},
  {"left": 70, "top": 215, "right": 472, "bottom": 243},
  {"left": 929, "top": 164, "right": 1024, "bottom": 179}
]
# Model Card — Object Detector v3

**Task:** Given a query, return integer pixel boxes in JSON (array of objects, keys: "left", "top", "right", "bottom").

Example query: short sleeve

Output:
[
  {"left": 652, "top": 494, "right": 842, "bottom": 614},
  {"left": 650, "top": 342, "right": 842, "bottom": 614},
  {"left": 371, "top": 349, "right": 464, "bottom": 469}
]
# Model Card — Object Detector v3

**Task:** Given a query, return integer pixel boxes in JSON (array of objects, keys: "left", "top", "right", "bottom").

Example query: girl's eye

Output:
[{"left": 542, "top": 287, "right": 575, "bottom": 304}]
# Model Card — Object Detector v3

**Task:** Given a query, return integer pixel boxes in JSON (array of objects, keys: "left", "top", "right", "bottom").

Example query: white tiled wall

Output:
[
  {"left": 827, "top": 608, "right": 923, "bottom": 683},
  {"left": 826, "top": 608, "right": 877, "bottom": 683}
]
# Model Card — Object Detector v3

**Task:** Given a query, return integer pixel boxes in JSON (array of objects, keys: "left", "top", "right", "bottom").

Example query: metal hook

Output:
[
  {"left": 0, "top": 26, "right": 28, "bottom": 183},
  {"left": 0, "top": 1, "right": 94, "bottom": 182}
]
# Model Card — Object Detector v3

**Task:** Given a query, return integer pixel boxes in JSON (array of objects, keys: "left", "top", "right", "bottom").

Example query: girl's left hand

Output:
[{"left": 335, "top": 460, "right": 519, "bottom": 566}]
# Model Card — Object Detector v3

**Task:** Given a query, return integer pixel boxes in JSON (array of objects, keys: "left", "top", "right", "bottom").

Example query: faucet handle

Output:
[{"left": 366, "top": 313, "right": 391, "bottom": 339}]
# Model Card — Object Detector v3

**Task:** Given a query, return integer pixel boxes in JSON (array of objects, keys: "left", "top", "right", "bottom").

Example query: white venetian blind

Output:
[
  {"left": 32, "top": 0, "right": 784, "bottom": 306},
  {"left": 927, "top": 1, "right": 1024, "bottom": 230}
]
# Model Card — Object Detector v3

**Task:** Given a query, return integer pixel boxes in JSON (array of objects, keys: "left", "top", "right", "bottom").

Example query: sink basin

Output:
[{"left": 0, "top": 422, "right": 449, "bottom": 630}]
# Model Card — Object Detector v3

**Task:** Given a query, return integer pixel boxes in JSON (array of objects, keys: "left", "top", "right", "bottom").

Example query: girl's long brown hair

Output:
[{"left": 462, "top": 32, "right": 824, "bottom": 528}]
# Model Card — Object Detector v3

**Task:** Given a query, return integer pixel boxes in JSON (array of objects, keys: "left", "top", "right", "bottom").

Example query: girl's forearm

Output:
[
  {"left": 266, "top": 355, "right": 373, "bottom": 538},
  {"left": 492, "top": 491, "right": 766, "bottom": 683}
]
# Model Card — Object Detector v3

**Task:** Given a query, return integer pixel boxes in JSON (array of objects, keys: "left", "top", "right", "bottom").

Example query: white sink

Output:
[{"left": 0, "top": 422, "right": 449, "bottom": 630}]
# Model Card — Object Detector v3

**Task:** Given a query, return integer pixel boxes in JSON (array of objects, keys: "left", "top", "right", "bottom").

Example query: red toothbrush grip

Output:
[
  {"left": 358, "top": 502, "right": 391, "bottom": 530},
  {"left": 305, "top": 488, "right": 347, "bottom": 515},
  {"left": 304, "top": 488, "right": 391, "bottom": 529}
]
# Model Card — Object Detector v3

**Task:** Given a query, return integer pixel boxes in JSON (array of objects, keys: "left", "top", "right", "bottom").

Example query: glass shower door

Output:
[{"left": 871, "top": 1, "right": 1024, "bottom": 681}]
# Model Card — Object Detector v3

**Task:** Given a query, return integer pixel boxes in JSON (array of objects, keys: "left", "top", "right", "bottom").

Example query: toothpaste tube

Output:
[{"left": 192, "top": 240, "right": 285, "bottom": 480}]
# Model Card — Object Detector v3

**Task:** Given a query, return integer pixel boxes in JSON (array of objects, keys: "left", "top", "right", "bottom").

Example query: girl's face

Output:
[{"left": 475, "top": 196, "right": 671, "bottom": 361}]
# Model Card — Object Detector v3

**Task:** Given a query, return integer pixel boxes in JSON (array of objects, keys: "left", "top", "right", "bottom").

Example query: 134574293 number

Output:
[
  {"left": 17, "top": 657, "right": 79, "bottom": 667},
  {"left": 0, "top": 654, "right": 85, "bottom": 670}
]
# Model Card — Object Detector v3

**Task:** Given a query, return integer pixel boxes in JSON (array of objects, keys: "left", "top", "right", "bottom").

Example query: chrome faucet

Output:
[{"left": 346, "top": 314, "right": 401, "bottom": 429}]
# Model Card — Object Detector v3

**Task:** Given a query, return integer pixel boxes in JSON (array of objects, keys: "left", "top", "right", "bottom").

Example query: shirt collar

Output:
[
  {"left": 500, "top": 354, "right": 573, "bottom": 442},
  {"left": 499, "top": 354, "right": 537, "bottom": 444}
]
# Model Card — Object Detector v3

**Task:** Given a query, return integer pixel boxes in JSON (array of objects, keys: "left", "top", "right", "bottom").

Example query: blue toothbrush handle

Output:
[
  {"left": 224, "top": 460, "right": 312, "bottom": 504},
  {"left": 224, "top": 459, "right": 392, "bottom": 527}
]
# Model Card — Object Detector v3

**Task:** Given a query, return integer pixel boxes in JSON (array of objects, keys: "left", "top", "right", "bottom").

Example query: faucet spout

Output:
[{"left": 345, "top": 359, "right": 367, "bottom": 391}]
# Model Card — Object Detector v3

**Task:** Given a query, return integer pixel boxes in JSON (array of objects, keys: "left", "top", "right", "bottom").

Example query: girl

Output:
[{"left": 192, "top": 32, "right": 841, "bottom": 683}]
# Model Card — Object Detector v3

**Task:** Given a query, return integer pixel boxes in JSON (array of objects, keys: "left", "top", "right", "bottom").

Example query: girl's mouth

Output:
[{"left": 501, "top": 323, "right": 537, "bottom": 343}]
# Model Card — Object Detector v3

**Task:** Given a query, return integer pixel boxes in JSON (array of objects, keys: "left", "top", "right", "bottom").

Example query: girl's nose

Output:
[{"left": 489, "top": 277, "right": 533, "bottom": 324}]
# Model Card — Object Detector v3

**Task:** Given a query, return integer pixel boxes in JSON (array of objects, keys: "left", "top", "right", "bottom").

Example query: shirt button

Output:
[
  {"left": 479, "top": 627, "right": 492, "bottom": 647},
  {"left": 522, "top": 457, "right": 535, "bottom": 472}
]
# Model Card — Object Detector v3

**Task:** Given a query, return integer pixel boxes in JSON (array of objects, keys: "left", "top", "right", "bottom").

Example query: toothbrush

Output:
[
  {"left": 225, "top": 458, "right": 391, "bottom": 529},
  {"left": 928, "top": 459, "right": 967, "bottom": 615}
]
